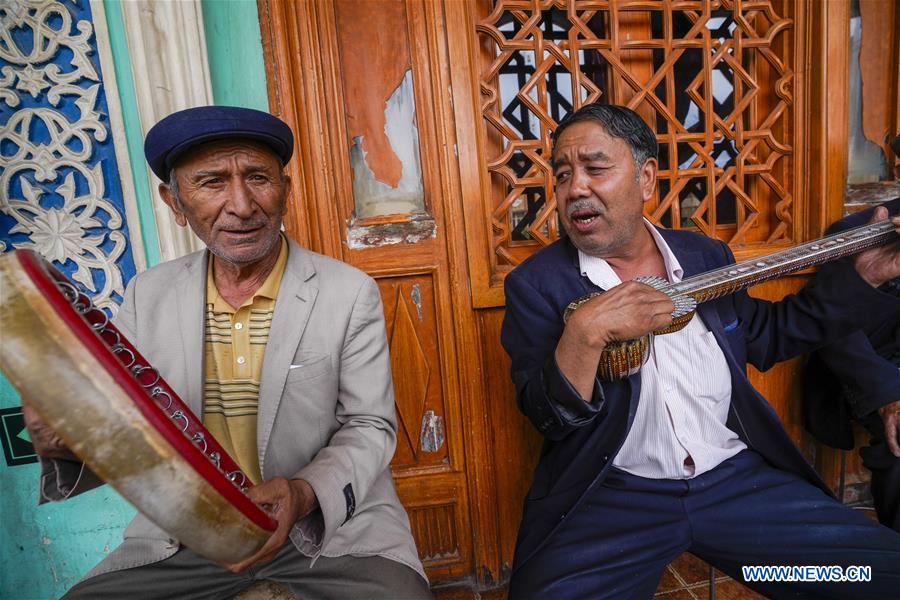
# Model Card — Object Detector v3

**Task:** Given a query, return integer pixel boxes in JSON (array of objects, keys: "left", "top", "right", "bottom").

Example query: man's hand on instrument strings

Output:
[
  {"left": 21, "top": 399, "right": 79, "bottom": 461},
  {"left": 223, "top": 476, "right": 318, "bottom": 572},
  {"left": 555, "top": 281, "right": 674, "bottom": 399},
  {"left": 853, "top": 207, "right": 900, "bottom": 288}
]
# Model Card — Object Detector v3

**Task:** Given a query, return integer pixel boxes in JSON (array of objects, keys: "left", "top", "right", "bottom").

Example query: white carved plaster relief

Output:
[
  {"left": 1, "top": 0, "right": 139, "bottom": 312},
  {"left": 121, "top": 0, "right": 212, "bottom": 261}
]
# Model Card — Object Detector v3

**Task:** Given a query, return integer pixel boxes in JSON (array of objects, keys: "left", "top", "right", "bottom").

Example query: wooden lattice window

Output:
[{"left": 476, "top": 0, "right": 797, "bottom": 272}]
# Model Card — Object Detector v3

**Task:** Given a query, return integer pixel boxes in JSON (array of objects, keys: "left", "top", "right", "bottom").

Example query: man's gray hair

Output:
[{"left": 166, "top": 167, "right": 180, "bottom": 202}]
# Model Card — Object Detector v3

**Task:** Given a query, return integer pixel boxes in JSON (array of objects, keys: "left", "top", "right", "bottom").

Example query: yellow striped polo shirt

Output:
[{"left": 202, "top": 237, "right": 287, "bottom": 485}]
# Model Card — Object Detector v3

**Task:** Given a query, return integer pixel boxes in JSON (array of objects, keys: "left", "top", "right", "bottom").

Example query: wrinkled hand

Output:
[
  {"left": 853, "top": 208, "right": 900, "bottom": 288},
  {"left": 556, "top": 280, "right": 674, "bottom": 398},
  {"left": 224, "top": 477, "right": 318, "bottom": 573},
  {"left": 21, "top": 399, "right": 78, "bottom": 461},
  {"left": 879, "top": 400, "right": 900, "bottom": 458},
  {"left": 564, "top": 281, "right": 676, "bottom": 347}
]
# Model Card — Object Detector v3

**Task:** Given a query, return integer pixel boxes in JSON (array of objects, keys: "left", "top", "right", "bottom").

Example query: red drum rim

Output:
[{"left": 16, "top": 249, "right": 277, "bottom": 534}]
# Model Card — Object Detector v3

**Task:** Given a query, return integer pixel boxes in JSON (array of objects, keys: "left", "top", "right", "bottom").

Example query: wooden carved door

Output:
[{"left": 259, "top": 0, "right": 503, "bottom": 585}]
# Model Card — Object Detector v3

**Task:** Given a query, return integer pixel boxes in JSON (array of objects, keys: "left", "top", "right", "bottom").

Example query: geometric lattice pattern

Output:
[{"left": 477, "top": 0, "right": 796, "bottom": 269}]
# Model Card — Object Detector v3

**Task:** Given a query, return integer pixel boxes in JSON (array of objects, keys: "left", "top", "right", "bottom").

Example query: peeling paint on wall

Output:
[
  {"left": 419, "top": 410, "right": 444, "bottom": 453},
  {"left": 346, "top": 215, "right": 436, "bottom": 250},
  {"left": 349, "top": 70, "right": 426, "bottom": 219},
  {"left": 334, "top": 0, "right": 411, "bottom": 189},
  {"left": 410, "top": 284, "right": 423, "bottom": 321}
]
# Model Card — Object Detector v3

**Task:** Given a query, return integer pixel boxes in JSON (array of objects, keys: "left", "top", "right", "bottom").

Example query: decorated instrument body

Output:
[
  {"left": 0, "top": 250, "right": 276, "bottom": 564},
  {"left": 564, "top": 215, "right": 898, "bottom": 381}
]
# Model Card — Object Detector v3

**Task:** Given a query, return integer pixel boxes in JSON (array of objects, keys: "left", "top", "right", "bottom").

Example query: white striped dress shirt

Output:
[{"left": 578, "top": 221, "right": 746, "bottom": 479}]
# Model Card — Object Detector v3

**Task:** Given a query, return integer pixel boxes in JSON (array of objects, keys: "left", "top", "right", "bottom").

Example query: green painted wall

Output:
[
  {"left": 0, "top": 373, "right": 138, "bottom": 596},
  {"left": 202, "top": 0, "right": 270, "bottom": 111}
]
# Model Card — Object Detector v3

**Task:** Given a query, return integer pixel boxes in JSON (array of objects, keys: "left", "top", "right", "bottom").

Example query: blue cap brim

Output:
[{"left": 144, "top": 106, "right": 294, "bottom": 181}]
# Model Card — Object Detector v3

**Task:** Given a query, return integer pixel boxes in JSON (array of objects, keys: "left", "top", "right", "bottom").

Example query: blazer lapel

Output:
[
  {"left": 657, "top": 228, "right": 725, "bottom": 332},
  {"left": 257, "top": 240, "right": 318, "bottom": 471},
  {"left": 174, "top": 251, "right": 208, "bottom": 415},
  {"left": 660, "top": 229, "right": 731, "bottom": 344},
  {"left": 657, "top": 228, "right": 705, "bottom": 279},
  {"left": 563, "top": 237, "right": 603, "bottom": 295}
]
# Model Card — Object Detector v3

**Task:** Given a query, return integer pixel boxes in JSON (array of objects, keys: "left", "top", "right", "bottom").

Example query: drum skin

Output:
[{"left": 0, "top": 251, "right": 275, "bottom": 564}]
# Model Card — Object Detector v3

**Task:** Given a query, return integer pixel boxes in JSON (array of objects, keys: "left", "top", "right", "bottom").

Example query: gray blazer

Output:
[{"left": 40, "top": 239, "right": 425, "bottom": 582}]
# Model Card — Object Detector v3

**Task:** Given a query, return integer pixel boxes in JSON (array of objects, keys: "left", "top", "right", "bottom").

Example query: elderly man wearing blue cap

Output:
[{"left": 24, "top": 106, "right": 431, "bottom": 599}]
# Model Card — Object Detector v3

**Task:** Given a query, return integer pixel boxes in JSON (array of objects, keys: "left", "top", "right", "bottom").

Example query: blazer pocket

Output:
[{"left": 286, "top": 352, "right": 333, "bottom": 382}]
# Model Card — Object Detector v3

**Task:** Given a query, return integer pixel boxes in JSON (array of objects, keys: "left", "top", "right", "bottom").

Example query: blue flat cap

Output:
[{"left": 144, "top": 106, "right": 294, "bottom": 180}]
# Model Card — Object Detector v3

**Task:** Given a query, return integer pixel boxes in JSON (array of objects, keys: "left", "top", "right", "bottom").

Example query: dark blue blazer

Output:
[{"left": 501, "top": 227, "right": 900, "bottom": 571}]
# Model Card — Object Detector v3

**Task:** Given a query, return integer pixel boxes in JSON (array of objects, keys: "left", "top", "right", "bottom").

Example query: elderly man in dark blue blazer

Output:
[{"left": 501, "top": 103, "right": 900, "bottom": 599}]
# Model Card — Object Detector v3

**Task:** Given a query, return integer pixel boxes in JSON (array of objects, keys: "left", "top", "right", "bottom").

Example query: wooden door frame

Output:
[{"left": 804, "top": 0, "right": 850, "bottom": 240}]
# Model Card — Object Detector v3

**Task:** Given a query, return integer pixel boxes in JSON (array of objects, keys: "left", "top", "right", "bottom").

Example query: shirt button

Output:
[
  {"left": 234, "top": 322, "right": 243, "bottom": 330},
  {"left": 236, "top": 356, "right": 246, "bottom": 365}
]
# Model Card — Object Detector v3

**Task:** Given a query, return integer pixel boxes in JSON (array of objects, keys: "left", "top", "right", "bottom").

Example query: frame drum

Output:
[{"left": 0, "top": 250, "right": 277, "bottom": 564}]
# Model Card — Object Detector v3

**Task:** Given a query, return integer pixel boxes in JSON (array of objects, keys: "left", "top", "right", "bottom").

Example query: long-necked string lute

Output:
[
  {"left": 0, "top": 249, "right": 277, "bottom": 564},
  {"left": 564, "top": 215, "right": 898, "bottom": 382}
]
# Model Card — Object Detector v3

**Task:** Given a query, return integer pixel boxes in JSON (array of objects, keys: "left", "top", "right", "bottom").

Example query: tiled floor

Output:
[
  {"left": 654, "top": 553, "right": 765, "bottom": 599},
  {"left": 433, "top": 584, "right": 507, "bottom": 599},
  {"left": 432, "top": 556, "right": 767, "bottom": 600}
]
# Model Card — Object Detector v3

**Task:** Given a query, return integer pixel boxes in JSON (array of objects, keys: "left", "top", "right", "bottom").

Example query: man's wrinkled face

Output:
[
  {"left": 552, "top": 121, "right": 656, "bottom": 258},
  {"left": 160, "top": 139, "right": 290, "bottom": 266}
]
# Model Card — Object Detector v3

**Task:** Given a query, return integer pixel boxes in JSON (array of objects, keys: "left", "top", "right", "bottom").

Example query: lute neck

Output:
[{"left": 660, "top": 217, "right": 897, "bottom": 303}]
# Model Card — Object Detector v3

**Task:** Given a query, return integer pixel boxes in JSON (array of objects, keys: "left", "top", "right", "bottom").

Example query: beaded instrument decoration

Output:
[
  {"left": 564, "top": 215, "right": 898, "bottom": 382},
  {"left": 0, "top": 250, "right": 277, "bottom": 564}
]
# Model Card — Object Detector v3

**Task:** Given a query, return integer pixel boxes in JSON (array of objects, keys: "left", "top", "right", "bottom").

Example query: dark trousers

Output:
[
  {"left": 509, "top": 451, "right": 900, "bottom": 599},
  {"left": 63, "top": 540, "right": 431, "bottom": 600}
]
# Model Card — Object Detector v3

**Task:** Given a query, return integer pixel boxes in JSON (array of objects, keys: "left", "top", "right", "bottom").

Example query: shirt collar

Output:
[
  {"left": 206, "top": 235, "right": 289, "bottom": 312},
  {"left": 578, "top": 219, "right": 684, "bottom": 290}
]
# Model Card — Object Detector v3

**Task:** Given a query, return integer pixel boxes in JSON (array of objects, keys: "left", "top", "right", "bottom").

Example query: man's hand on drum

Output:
[
  {"left": 21, "top": 399, "right": 79, "bottom": 462},
  {"left": 224, "top": 476, "right": 319, "bottom": 572}
]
